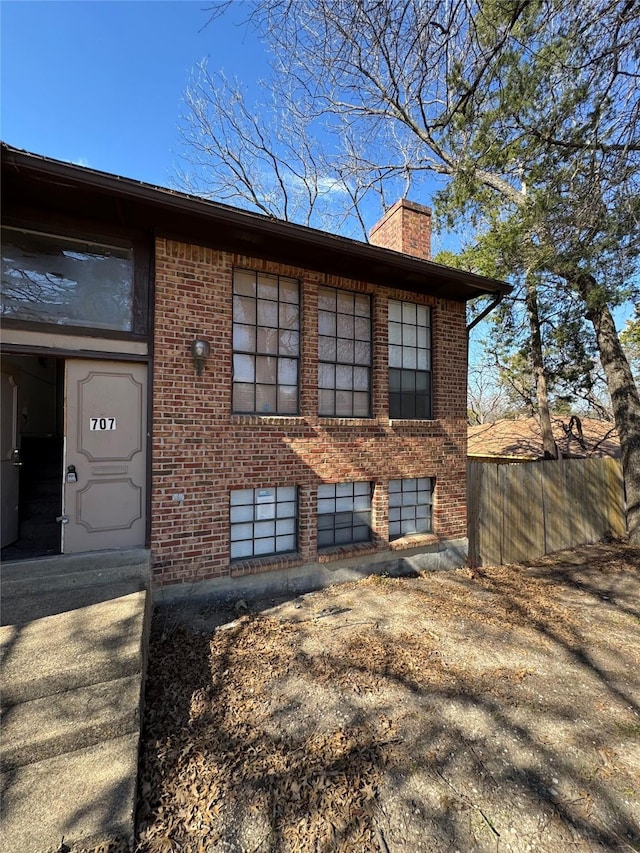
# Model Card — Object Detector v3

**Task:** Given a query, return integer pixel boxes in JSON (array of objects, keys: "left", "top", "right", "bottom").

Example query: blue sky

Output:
[{"left": 1, "top": 0, "right": 265, "bottom": 186}]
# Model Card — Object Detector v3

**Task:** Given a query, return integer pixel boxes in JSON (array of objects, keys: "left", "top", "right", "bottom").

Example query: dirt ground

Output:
[{"left": 134, "top": 542, "right": 640, "bottom": 852}]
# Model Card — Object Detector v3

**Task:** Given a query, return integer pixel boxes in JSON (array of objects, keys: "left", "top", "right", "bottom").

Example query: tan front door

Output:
[
  {"left": 1, "top": 369, "right": 20, "bottom": 548},
  {"left": 63, "top": 360, "right": 147, "bottom": 553}
]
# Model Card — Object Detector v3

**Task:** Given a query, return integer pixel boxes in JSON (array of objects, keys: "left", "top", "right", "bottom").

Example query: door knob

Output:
[{"left": 10, "top": 448, "right": 22, "bottom": 467}]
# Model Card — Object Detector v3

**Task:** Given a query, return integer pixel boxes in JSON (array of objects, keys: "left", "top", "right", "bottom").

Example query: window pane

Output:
[
  {"left": 233, "top": 324, "right": 256, "bottom": 352},
  {"left": 277, "top": 501, "right": 297, "bottom": 518},
  {"left": 318, "top": 498, "right": 336, "bottom": 514},
  {"left": 256, "top": 356, "right": 277, "bottom": 384},
  {"left": 388, "top": 300, "right": 402, "bottom": 322},
  {"left": 318, "top": 483, "right": 336, "bottom": 499},
  {"left": 353, "top": 392, "right": 370, "bottom": 416},
  {"left": 231, "top": 522, "right": 254, "bottom": 541},
  {"left": 337, "top": 290, "right": 354, "bottom": 314},
  {"left": 354, "top": 341, "right": 371, "bottom": 365},
  {"left": 258, "top": 299, "right": 278, "bottom": 327},
  {"left": 318, "top": 363, "right": 335, "bottom": 388},
  {"left": 233, "top": 270, "right": 257, "bottom": 296},
  {"left": 275, "top": 518, "right": 296, "bottom": 535},
  {"left": 278, "top": 358, "right": 297, "bottom": 385},
  {"left": 280, "top": 278, "right": 299, "bottom": 304},
  {"left": 335, "top": 391, "right": 353, "bottom": 415},
  {"left": 254, "top": 520, "right": 276, "bottom": 538},
  {"left": 354, "top": 294, "right": 370, "bottom": 317},
  {"left": 318, "top": 287, "right": 336, "bottom": 310},
  {"left": 230, "top": 540, "right": 253, "bottom": 559},
  {"left": 233, "top": 354, "right": 255, "bottom": 382},
  {"left": 279, "top": 302, "right": 299, "bottom": 331},
  {"left": 234, "top": 295, "right": 256, "bottom": 324},
  {"left": 257, "top": 274, "right": 278, "bottom": 300},
  {"left": 402, "top": 348, "right": 417, "bottom": 369},
  {"left": 319, "top": 335, "right": 336, "bottom": 361},
  {"left": 389, "top": 345, "right": 402, "bottom": 368},
  {"left": 276, "top": 535, "right": 296, "bottom": 552},
  {"left": 230, "top": 504, "right": 253, "bottom": 523},
  {"left": 336, "top": 338, "right": 354, "bottom": 364},
  {"left": 1, "top": 229, "right": 134, "bottom": 331},
  {"left": 402, "top": 302, "right": 417, "bottom": 323},
  {"left": 277, "top": 486, "right": 296, "bottom": 502},
  {"left": 231, "top": 488, "right": 254, "bottom": 505},
  {"left": 254, "top": 537, "right": 276, "bottom": 555},
  {"left": 337, "top": 313, "right": 354, "bottom": 338},
  {"left": 318, "top": 389, "right": 335, "bottom": 415},
  {"left": 318, "top": 310, "right": 336, "bottom": 336},
  {"left": 277, "top": 386, "right": 298, "bottom": 413},
  {"left": 389, "top": 322, "right": 402, "bottom": 345},
  {"left": 257, "top": 327, "right": 279, "bottom": 354},
  {"left": 233, "top": 383, "right": 255, "bottom": 412},
  {"left": 353, "top": 367, "right": 369, "bottom": 391},
  {"left": 336, "top": 364, "right": 353, "bottom": 390},
  {"left": 256, "top": 385, "right": 277, "bottom": 413},
  {"left": 354, "top": 316, "right": 370, "bottom": 341},
  {"left": 279, "top": 330, "right": 299, "bottom": 356}
]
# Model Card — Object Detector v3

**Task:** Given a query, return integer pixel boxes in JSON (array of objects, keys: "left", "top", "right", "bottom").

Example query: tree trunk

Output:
[
  {"left": 525, "top": 278, "right": 558, "bottom": 459},
  {"left": 577, "top": 274, "right": 640, "bottom": 544}
]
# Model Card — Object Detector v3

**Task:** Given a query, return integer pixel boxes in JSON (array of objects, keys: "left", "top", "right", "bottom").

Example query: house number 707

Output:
[{"left": 89, "top": 417, "right": 116, "bottom": 431}]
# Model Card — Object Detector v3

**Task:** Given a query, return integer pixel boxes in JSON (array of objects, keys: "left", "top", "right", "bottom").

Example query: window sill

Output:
[
  {"left": 317, "top": 541, "right": 378, "bottom": 564},
  {"left": 230, "top": 414, "right": 304, "bottom": 426},
  {"left": 230, "top": 551, "right": 303, "bottom": 576},
  {"left": 389, "top": 533, "right": 438, "bottom": 551}
]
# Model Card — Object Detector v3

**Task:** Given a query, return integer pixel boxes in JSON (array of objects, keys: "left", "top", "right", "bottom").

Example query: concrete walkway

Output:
[{"left": 1, "top": 550, "right": 151, "bottom": 852}]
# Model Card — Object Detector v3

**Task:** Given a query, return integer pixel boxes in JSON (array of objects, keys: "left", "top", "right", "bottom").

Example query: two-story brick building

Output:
[{"left": 1, "top": 144, "right": 510, "bottom": 597}]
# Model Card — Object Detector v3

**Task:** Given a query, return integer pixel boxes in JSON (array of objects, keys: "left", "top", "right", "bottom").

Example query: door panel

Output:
[
  {"left": 1, "top": 370, "right": 20, "bottom": 548},
  {"left": 63, "top": 360, "right": 147, "bottom": 553}
]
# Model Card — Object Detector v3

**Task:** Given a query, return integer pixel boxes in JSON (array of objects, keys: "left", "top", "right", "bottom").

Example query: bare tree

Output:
[{"left": 185, "top": 0, "right": 640, "bottom": 541}]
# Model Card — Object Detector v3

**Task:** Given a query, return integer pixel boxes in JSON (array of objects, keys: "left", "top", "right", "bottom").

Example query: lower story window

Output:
[
  {"left": 230, "top": 486, "right": 297, "bottom": 559},
  {"left": 388, "top": 478, "right": 433, "bottom": 540},
  {"left": 317, "top": 482, "right": 372, "bottom": 547}
]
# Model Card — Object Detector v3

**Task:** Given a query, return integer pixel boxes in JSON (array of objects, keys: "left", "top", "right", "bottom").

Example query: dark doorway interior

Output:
[{"left": 1, "top": 355, "right": 63, "bottom": 561}]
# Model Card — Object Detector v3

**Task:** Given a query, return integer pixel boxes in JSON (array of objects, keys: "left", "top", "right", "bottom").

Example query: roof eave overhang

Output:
[{"left": 1, "top": 144, "right": 512, "bottom": 302}]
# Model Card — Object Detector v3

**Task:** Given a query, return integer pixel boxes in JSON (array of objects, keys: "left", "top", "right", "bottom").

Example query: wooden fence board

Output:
[{"left": 468, "top": 457, "right": 626, "bottom": 566}]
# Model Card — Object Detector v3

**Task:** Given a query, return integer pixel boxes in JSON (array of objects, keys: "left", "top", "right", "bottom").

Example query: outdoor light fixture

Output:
[{"left": 190, "top": 338, "right": 211, "bottom": 376}]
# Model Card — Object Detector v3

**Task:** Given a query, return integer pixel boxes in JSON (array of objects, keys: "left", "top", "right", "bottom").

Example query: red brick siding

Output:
[{"left": 151, "top": 238, "right": 467, "bottom": 586}]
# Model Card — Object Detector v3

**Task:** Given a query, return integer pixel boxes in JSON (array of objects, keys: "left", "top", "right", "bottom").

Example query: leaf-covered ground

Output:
[{"left": 135, "top": 543, "right": 640, "bottom": 852}]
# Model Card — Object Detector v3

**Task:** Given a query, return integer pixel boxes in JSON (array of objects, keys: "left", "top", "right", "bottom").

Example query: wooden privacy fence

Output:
[{"left": 467, "top": 457, "right": 626, "bottom": 566}]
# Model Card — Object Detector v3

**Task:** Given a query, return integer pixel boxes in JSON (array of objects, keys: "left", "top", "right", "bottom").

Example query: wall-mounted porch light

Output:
[{"left": 190, "top": 338, "right": 211, "bottom": 376}]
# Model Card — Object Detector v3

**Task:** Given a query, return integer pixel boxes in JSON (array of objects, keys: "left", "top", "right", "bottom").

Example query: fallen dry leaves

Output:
[{"left": 134, "top": 543, "right": 640, "bottom": 853}]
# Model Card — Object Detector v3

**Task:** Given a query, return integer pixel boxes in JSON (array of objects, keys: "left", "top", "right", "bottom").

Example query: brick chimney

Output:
[{"left": 368, "top": 198, "right": 432, "bottom": 261}]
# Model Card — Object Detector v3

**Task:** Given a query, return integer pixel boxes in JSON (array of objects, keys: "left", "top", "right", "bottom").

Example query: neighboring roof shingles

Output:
[
  {"left": 468, "top": 417, "right": 620, "bottom": 460},
  {"left": 1, "top": 142, "right": 512, "bottom": 303}
]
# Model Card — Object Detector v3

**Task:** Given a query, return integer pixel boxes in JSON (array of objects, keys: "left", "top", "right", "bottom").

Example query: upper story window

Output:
[
  {"left": 318, "top": 286, "right": 371, "bottom": 417},
  {"left": 1, "top": 227, "right": 134, "bottom": 332},
  {"left": 232, "top": 269, "right": 300, "bottom": 414},
  {"left": 388, "top": 300, "right": 432, "bottom": 419}
]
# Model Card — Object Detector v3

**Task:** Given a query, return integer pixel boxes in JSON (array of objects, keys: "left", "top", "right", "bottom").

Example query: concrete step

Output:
[
  {"left": 0, "top": 590, "right": 149, "bottom": 706},
  {"left": 1, "top": 576, "right": 147, "bottom": 626},
  {"left": 0, "top": 732, "right": 139, "bottom": 853},
  {"left": 1, "top": 673, "right": 142, "bottom": 770},
  {"left": 0, "top": 548, "right": 150, "bottom": 584}
]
